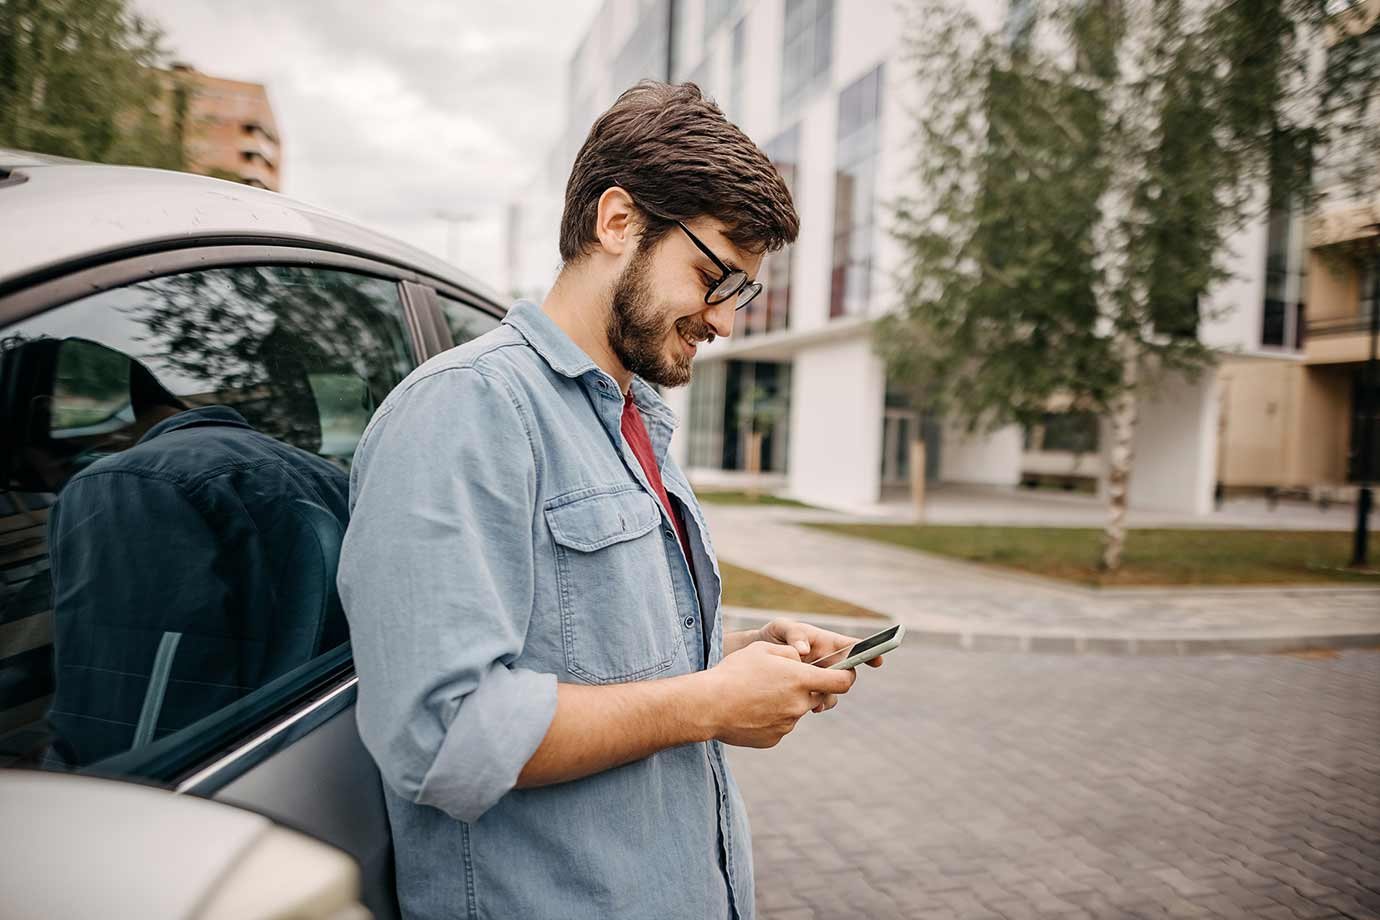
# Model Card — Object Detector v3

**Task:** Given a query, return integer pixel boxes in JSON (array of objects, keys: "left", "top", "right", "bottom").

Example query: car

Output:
[{"left": 0, "top": 149, "right": 508, "bottom": 919}]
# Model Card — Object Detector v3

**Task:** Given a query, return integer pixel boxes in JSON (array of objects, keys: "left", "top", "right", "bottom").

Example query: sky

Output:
[{"left": 133, "top": 0, "right": 603, "bottom": 292}]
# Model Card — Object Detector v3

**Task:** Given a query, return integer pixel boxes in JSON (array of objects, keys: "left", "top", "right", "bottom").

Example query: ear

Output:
[{"left": 595, "top": 186, "right": 638, "bottom": 258}]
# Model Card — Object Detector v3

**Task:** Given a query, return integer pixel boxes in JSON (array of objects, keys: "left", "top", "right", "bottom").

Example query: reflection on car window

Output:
[
  {"left": 439, "top": 294, "right": 501, "bottom": 346},
  {"left": 0, "top": 265, "right": 413, "bottom": 775}
]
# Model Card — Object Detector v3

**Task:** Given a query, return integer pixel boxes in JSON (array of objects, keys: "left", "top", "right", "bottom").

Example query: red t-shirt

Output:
[{"left": 620, "top": 395, "right": 692, "bottom": 564}]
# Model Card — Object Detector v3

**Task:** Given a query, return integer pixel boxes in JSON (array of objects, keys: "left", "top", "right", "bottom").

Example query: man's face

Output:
[{"left": 606, "top": 218, "right": 763, "bottom": 389}]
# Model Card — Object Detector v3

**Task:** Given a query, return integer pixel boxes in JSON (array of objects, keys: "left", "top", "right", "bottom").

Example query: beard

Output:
[{"left": 606, "top": 244, "right": 714, "bottom": 389}]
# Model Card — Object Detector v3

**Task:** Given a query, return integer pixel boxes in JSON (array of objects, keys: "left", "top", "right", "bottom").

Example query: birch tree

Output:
[{"left": 879, "top": 0, "right": 1375, "bottom": 570}]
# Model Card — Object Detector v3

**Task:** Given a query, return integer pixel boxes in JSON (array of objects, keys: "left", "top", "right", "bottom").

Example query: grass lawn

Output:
[
  {"left": 804, "top": 523, "right": 1380, "bottom": 587},
  {"left": 717, "top": 560, "right": 887, "bottom": 618},
  {"left": 696, "top": 490, "right": 812, "bottom": 508}
]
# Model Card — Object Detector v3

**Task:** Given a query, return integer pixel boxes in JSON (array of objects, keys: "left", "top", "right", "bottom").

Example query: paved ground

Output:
[
  {"left": 727, "top": 646, "right": 1380, "bottom": 920},
  {"left": 757, "top": 484, "right": 1361, "bottom": 533},
  {"left": 703, "top": 505, "right": 1380, "bottom": 652}
]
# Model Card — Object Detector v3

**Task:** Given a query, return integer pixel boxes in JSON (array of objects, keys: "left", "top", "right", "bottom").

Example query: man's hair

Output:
[{"left": 559, "top": 81, "right": 799, "bottom": 265}]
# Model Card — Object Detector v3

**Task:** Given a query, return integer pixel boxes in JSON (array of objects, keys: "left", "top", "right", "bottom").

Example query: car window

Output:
[
  {"left": 438, "top": 294, "right": 502, "bottom": 346},
  {"left": 0, "top": 265, "right": 413, "bottom": 778}
]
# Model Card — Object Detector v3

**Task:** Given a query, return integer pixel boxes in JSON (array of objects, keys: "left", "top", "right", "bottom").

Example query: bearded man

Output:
[{"left": 339, "top": 81, "right": 882, "bottom": 920}]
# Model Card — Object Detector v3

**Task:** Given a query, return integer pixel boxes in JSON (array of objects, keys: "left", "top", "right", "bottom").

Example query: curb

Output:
[{"left": 721, "top": 607, "right": 1380, "bottom": 657}]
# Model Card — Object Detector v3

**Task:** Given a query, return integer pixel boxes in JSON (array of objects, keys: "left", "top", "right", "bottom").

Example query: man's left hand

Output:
[{"left": 758, "top": 617, "right": 884, "bottom": 713}]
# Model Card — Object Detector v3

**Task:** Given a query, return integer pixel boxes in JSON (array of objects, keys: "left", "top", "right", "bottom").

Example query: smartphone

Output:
[{"left": 806, "top": 624, "right": 906, "bottom": 670}]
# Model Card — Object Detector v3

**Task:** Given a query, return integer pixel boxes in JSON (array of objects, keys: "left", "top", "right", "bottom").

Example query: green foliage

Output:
[
  {"left": 0, "top": 0, "right": 187, "bottom": 168},
  {"left": 881, "top": 0, "right": 1374, "bottom": 428}
]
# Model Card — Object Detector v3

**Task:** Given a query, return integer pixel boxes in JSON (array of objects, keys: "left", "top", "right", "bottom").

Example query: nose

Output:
[{"left": 704, "top": 297, "right": 736, "bottom": 339}]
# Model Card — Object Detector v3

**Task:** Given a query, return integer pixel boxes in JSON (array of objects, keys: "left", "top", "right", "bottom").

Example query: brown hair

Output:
[{"left": 559, "top": 81, "right": 799, "bottom": 265}]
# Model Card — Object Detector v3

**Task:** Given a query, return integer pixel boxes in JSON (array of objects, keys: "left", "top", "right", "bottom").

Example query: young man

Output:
[{"left": 338, "top": 82, "right": 883, "bottom": 920}]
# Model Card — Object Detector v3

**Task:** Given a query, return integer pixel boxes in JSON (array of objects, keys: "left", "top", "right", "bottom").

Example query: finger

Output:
[
  {"left": 760, "top": 641, "right": 802, "bottom": 661},
  {"left": 803, "top": 665, "right": 857, "bottom": 694},
  {"left": 779, "top": 624, "right": 815, "bottom": 658},
  {"left": 865, "top": 655, "right": 884, "bottom": 668}
]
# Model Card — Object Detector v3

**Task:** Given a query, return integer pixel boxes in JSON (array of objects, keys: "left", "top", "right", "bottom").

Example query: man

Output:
[{"left": 338, "top": 82, "right": 883, "bottom": 920}]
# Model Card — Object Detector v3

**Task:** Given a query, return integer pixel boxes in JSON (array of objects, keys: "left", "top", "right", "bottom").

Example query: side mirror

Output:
[
  {"left": 0, "top": 771, "right": 371, "bottom": 919},
  {"left": 48, "top": 338, "right": 135, "bottom": 439}
]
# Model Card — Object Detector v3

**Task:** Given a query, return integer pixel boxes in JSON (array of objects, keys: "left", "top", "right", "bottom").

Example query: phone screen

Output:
[{"left": 808, "top": 625, "right": 899, "bottom": 668}]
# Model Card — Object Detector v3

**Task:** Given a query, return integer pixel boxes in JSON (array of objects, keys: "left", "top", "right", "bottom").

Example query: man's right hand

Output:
[{"left": 699, "top": 641, "right": 857, "bottom": 748}]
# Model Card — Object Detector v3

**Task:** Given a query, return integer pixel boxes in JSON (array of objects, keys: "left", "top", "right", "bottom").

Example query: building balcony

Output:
[
  {"left": 238, "top": 134, "right": 279, "bottom": 168},
  {"left": 1305, "top": 312, "right": 1377, "bottom": 364}
]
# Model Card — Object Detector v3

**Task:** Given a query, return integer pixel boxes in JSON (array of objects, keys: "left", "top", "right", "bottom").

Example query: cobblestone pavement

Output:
[
  {"left": 703, "top": 506, "right": 1380, "bottom": 646},
  {"left": 726, "top": 647, "right": 1380, "bottom": 919}
]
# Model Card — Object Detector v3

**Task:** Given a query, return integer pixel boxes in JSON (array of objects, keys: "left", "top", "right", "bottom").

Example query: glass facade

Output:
[
  {"left": 743, "top": 125, "right": 800, "bottom": 338},
  {"left": 686, "top": 360, "right": 792, "bottom": 473},
  {"left": 831, "top": 65, "right": 884, "bottom": 318},
  {"left": 729, "top": 18, "right": 746, "bottom": 122},
  {"left": 780, "top": 0, "right": 833, "bottom": 114},
  {"left": 1261, "top": 200, "right": 1306, "bottom": 350}
]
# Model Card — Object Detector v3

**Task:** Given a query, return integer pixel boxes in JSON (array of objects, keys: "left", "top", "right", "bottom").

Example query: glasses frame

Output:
[
  {"left": 621, "top": 187, "right": 763, "bottom": 311},
  {"left": 670, "top": 220, "right": 763, "bottom": 312}
]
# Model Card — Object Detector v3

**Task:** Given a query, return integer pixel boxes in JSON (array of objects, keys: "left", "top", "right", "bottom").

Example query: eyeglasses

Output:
[
  {"left": 671, "top": 220, "right": 763, "bottom": 312},
  {"left": 626, "top": 192, "right": 763, "bottom": 311}
]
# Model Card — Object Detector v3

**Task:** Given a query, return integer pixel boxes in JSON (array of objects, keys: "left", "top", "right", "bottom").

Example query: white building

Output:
[{"left": 518, "top": 0, "right": 1304, "bottom": 516}]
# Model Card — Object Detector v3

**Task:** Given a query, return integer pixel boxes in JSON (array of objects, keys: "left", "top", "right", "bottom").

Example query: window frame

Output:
[{"left": 0, "top": 242, "right": 501, "bottom": 790}]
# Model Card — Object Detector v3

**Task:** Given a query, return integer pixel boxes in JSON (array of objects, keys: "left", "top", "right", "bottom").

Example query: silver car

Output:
[{"left": 0, "top": 150, "right": 506, "bottom": 919}]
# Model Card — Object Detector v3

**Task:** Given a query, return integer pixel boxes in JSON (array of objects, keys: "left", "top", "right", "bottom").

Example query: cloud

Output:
[{"left": 133, "top": 0, "right": 601, "bottom": 291}]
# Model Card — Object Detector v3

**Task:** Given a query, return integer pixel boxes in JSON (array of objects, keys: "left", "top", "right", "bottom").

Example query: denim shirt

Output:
[{"left": 338, "top": 301, "right": 754, "bottom": 920}]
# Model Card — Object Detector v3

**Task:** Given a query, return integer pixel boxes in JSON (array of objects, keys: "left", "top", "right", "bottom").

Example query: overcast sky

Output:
[{"left": 133, "top": 0, "right": 602, "bottom": 292}]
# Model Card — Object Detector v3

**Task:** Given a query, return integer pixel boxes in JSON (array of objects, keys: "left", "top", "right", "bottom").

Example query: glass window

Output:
[
  {"left": 831, "top": 65, "right": 884, "bottom": 318},
  {"left": 439, "top": 295, "right": 502, "bottom": 347},
  {"left": 747, "top": 125, "right": 801, "bottom": 338},
  {"left": 729, "top": 18, "right": 747, "bottom": 122},
  {"left": 0, "top": 265, "right": 414, "bottom": 779},
  {"left": 780, "top": 0, "right": 833, "bottom": 115},
  {"left": 704, "top": 0, "right": 737, "bottom": 41}
]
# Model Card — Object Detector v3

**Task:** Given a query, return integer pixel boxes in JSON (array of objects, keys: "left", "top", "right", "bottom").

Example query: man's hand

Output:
[
  {"left": 759, "top": 617, "right": 885, "bottom": 713},
  {"left": 699, "top": 641, "right": 856, "bottom": 748}
]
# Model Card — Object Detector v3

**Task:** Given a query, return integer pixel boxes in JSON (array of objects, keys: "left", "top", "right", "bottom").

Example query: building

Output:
[
  {"left": 1215, "top": 0, "right": 1379, "bottom": 502},
  {"left": 522, "top": 0, "right": 1361, "bottom": 515},
  {"left": 164, "top": 64, "right": 282, "bottom": 191}
]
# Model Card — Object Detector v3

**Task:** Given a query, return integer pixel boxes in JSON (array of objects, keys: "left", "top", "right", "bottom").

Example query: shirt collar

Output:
[
  {"left": 502, "top": 299, "right": 679, "bottom": 431},
  {"left": 137, "top": 405, "right": 252, "bottom": 445}
]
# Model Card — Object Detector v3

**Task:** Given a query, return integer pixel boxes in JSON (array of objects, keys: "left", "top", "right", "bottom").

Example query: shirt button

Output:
[
  {"left": 664, "top": 528, "right": 675, "bottom": 539},
  {"left": 684, "top": 616, "right": 696, "bottom": 629}
]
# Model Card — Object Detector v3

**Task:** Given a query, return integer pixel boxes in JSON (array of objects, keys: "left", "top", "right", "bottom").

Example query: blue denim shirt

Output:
[{"left": 338, "top": 301, "right": 754, "bottom": 920}]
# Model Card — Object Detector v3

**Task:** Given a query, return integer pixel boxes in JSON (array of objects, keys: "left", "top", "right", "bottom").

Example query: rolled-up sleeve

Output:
[{"left": 338, "top": 364, "right": 557, "bottom": 823}]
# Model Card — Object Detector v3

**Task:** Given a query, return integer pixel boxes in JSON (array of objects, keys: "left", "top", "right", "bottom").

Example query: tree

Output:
[
  {"left": 0, "top": 0, "right": 188, "bottom": 168},
  {"left": 879, "top": 0, "right": 1377, "bottom": 570}
]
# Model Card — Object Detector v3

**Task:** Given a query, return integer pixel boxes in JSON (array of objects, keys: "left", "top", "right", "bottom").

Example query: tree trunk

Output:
[
  {"left": 910, "top": 438, "right": 927, "bottom": 518},
  {"left": 1101, "top": 336, "right": 1140, "bottom": 571},
  {"left": 745, "top": 431, "right": 763, "bottom": 499}
]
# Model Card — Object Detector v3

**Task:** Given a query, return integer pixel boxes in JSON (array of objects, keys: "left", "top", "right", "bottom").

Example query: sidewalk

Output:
[
  {"left": 781, "top": 483, "right": 1360, "bottom": 531},
  {"left": 705, "top": 504, "right": 1380, "bottom": 655}
]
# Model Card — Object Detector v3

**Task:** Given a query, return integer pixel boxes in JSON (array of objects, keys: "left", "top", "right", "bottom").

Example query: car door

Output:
[{"left": 0, "top": 244, "right": 502, "bottom": 920}]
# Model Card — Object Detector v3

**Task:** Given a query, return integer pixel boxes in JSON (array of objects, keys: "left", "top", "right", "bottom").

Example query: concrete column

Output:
[
  {"left": 661, "top": 384, "right": 692, "bottom": 469},
  {"left": 1125, "top": 369, "right": 1222, "bottom": 515},
  {"left": 938, "top": 423, "right": 1024, "bottom": 486},
  {"left": 787, "top": 338, "right": 886, "bottom": 507}
]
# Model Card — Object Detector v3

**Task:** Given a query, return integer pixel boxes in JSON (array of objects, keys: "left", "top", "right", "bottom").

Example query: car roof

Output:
[{"left": 0, "top": 150, "right": 503, "bottom": 302}]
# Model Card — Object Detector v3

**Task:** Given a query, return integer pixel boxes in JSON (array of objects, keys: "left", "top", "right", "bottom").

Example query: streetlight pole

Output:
[
  {"left": 433, "top": 210, "right": 475, "bottom": 266},
  {"left": 1351, "top": 224, "right": 1380, "bottom": 567}
]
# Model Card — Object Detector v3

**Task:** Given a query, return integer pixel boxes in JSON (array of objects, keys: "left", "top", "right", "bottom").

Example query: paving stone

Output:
[{"left": 734, "top": 646, "right": 1380, "bottom": 919}]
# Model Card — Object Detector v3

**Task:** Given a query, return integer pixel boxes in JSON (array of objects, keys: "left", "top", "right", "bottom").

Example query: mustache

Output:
[{"left": 675, "top": 317, "right": 715, "bottom": 345}]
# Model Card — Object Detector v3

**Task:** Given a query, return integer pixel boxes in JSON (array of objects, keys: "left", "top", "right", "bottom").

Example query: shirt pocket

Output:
[{"left": 545, "top": 486, "right": 679, "bottom": 684}]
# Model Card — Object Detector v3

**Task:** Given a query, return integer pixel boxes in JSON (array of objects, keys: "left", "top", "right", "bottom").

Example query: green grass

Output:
[
  {"left": 696, "top": 490, "right": 813, "bottom": 508},
  {"left": 718, "top": 561, "right": 887, "bottom": 618},
  {"left": 804, "top": 524, "right": 1380, "bottom": 587}
]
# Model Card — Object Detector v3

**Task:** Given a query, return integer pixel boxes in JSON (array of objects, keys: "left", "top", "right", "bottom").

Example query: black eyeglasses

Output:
[
  {"left": 626, "top": 192, "right": 763, "bottom": 310},
  {"left": 671, "top": 220, "right": 763, "bottom": 311}
]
